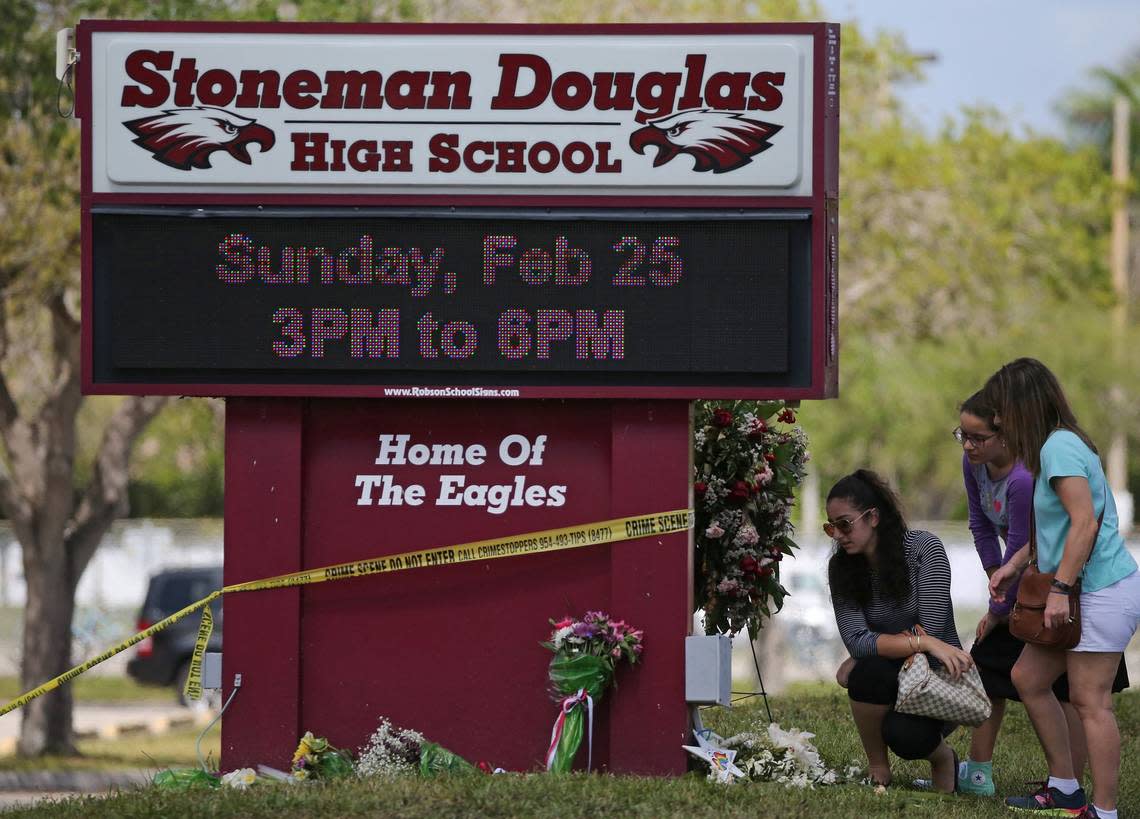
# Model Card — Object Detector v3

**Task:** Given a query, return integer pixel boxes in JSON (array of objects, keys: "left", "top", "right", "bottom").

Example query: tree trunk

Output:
[
  {"left": 17, "top": 547, "right": 77, "bottom": 756},
  {"left": 5, "top": 393, "right": 168, "bottom": 756}
]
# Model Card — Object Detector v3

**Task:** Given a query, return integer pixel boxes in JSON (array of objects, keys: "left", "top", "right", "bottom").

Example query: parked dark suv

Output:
[{"left": 126, "top": 566, "right": 223, "bottom": 704}]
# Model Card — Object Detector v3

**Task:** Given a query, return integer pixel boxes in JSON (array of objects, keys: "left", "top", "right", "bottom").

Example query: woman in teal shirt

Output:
[{"left": 985, "top": 358, "right": 1138, "bottom": 819}]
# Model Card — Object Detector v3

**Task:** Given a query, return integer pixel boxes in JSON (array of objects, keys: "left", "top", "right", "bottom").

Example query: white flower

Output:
[
  {"left": 356, "top": 716, "right": 424, "bottom": 779},
  {"left": 551, "top": 626, "right": 573, "bottom": 647},
  {"left": 221, "top": 767, "right": 257, "bottom": 789}
]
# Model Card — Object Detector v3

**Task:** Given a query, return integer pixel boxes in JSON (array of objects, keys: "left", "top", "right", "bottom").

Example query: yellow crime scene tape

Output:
[{"left": 0, "top": 509, "right": 693, "bottom": 717}]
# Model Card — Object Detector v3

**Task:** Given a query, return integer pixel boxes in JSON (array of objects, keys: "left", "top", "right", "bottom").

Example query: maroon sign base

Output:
[{"left": 220, "top": 398, "right": 691, "bottom": 774}]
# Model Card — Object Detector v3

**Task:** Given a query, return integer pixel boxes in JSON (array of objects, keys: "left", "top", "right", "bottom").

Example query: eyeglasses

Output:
[
  {"left": 953, "top": 427, "right": 997, "bottom": 447},
  {"left": 823, "top": 508, "right": 873, "bottom": 538}
]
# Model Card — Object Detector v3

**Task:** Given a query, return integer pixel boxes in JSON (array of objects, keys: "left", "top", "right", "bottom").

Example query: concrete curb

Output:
[{"left": 0, "top": 769, "right": 149, "bottom": 792}]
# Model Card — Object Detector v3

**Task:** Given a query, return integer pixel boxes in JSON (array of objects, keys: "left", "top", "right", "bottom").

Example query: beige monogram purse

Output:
[{"left": 895, "top": 625, "right": 992, "bottom": 727}]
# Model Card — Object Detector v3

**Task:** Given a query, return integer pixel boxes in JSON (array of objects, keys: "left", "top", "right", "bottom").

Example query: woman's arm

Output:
[
  {"left": 1051, "top": 475, "right": 1097, "bottom": 585},
  {"left": 990, "top": 466, "right": 1033, "bottom": 616},
  {"left": 832, "top": 597, "right": 917, "bottom": 659},
  {"left": 1041, "top": 475, "right": 1098, "bottom": 629},
  {"left": 964, "top": 456, "right": 1002, "bottom": 568},
  {"left": 913, "top": 532, "right": 957, "bottom": 641},
  {"left": 913, "top": 532, "right": 975, "bottom": 677}
]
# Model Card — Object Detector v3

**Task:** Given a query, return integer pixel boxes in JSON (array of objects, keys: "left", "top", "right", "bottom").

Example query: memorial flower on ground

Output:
[
  {"left": 541, "top": 611, "right": 643, "bottom": 773},
  {"left": 290, "top": 731, "right": 354, "bottom": 781},
  {"left": 220, "top": 767, "right": 257, "bottom": 789},
  {"left": 693, "top": 400, "right": 808, "bottom": 637},
  {"left": 356, "top": 717, "right": 425, "bottom": 778},
  {"left": 698, "top": 722, "right": 844, "bottom": 788}
]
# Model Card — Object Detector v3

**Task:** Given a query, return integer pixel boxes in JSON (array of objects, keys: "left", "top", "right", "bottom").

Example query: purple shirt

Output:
[{"left": 962, "top": 454, "right": 1033, "bottom": 616}]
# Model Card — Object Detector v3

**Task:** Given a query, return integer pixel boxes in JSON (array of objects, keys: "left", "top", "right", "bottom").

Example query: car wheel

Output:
[{"left": 175, "top": 660, "right": 222, "bottom": 712}]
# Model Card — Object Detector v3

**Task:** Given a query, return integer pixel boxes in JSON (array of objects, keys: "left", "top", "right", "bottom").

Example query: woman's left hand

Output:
[
  {"left": 926, "top": 637, "right": 974, "bottom": 681},
  {"left": 1044, "top": 591, "right": 1073, "bottom": 630}
]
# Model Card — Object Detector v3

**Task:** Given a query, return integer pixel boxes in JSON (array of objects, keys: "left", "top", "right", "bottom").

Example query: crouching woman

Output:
[{"left": 828, "top": 469, "right": 973, "bottom": 792}]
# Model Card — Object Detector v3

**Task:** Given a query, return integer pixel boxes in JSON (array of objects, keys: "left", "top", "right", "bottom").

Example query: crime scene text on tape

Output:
[{"left": 0, "top": 509, "right": 692, "bottom": 716}]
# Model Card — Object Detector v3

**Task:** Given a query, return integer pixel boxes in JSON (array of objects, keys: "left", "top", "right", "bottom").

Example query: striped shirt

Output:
[{"left": 831, "top": 529, "right": 962, "bottom": 659}]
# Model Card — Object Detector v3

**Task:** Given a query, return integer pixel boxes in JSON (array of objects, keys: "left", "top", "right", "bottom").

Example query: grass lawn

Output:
[
  {"left": 2, "top": 684, "right": 1137, "bottom": 818},
  {"left": 0, "top": 724, "right": 219, "bottom": 774}
]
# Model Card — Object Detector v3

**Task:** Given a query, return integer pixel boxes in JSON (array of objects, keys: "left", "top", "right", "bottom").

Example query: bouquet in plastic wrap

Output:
[
  {"left": 291, "top": 731, "right": 354, "bottom": 781},
  {"left": 541, "top": 611, "right": 643, "bottom": 772}
]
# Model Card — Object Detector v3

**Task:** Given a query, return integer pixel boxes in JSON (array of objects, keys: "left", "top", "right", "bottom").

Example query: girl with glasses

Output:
[
  {"left": 827, "top": 469, "right": 973, "bottom": 793},
  {"left": 983, "top": 359, "right": 1139, "bottom": 819}
]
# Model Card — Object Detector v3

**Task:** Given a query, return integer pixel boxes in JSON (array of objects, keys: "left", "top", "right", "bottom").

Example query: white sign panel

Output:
[{"left": 87, "top": 30, "right": 816, "bottom": 195}]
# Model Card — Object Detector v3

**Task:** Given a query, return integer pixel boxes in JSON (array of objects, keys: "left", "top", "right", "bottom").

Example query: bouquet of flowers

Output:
[
  {"left": 291, "top": 731, "right": 354, "bottom": 781},
  {"left": 697, "top": 722, "right": 846, "bottom": 788},
  {"left": 356, "top": 716, "right": 494, "bottom": 778},
  {"left": 542, "top": 611, "right": 643, "bottom": 773},
  {"left": 693, "top": 400, "right": 809, "bottom": 637},
  {"left": 355, "top": 717, "right": 426, "bottom": 778}
]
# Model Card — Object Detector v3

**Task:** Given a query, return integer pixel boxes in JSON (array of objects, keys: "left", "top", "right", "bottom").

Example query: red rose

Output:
[
  {"left": 712, "top": 408, "right": 734, "bottom": 427},
  {"left": 740, "top": 555, "right": 759, "bottom": 574},
  {"left": 764, "top": 452, "right": 777, "bottom": 463},
  {"left": 726, "top": 481, "right": 751, "bottom": 506},
  {"left": 693, "top": 481, "right": 708, "bottom": 497},
  {"left": 778, "top": 408, "right": 797, "bottom": 424}
]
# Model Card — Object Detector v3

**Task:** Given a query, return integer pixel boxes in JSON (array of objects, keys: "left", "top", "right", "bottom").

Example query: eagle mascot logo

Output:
[
  {"left": 123, "top": 106, "right": 276, "bottom": 171},
  {"left": 629, "top": 108, "right": 781, "bottom": 174}
]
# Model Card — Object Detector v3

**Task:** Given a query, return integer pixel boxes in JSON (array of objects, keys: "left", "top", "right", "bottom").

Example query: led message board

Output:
[
  {"left": 78, "top": 21, "right": 839, "bottom": 398},
  {"left": 91, "top": 208, "right": 811, "bottom": 391}
]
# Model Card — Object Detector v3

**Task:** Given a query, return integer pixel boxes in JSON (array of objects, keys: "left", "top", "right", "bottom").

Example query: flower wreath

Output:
[{"left": 693, "top": 400, "right": 809, "bottom": 638}]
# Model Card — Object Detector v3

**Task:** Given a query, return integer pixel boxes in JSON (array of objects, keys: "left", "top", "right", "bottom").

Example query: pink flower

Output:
[
  {"left": 755, "top": 463, "right": 774, "bottom": 486},
  {"left": 716, "top": 578, "right": 742, "bottom": 595},
  {"left": 553, "top": 617, "right": 573, "bottom": 630},
  {"left": 734, "top": 525, "right": 759, "bottom": 547},
  {"left": 705, "top": 523, "right": 725, "bottom": 539}
]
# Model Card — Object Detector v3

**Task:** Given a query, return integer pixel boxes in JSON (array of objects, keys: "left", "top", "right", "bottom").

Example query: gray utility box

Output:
[{"left": 684, "top": 635, "right": 732, "bottom": 706}]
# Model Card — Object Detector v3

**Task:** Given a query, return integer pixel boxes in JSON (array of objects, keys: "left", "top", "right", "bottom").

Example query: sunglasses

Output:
[{"left": 823, "top": 508, "right": 873, "bottom": 537}]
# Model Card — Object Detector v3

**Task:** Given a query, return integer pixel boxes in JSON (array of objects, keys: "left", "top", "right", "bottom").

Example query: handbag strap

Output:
[{"left": 1027, "top": 478, "right": 1108, "bottom": 573}]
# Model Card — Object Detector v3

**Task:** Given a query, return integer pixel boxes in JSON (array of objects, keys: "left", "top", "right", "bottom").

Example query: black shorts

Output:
[{"left": 970, "top": 621, "right": 1131, "bottom": 702}]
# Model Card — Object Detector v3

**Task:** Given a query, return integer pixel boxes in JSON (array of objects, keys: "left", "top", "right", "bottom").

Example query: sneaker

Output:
[
  {"left": 1005, "top": 781, "right": 1087, "bottom": 815},
  {"left": 1075, "top": 808, "right": 1099, "bottom": 819},
  {"left": 958, "top": 760, "right": 995, "bottom": 797}
]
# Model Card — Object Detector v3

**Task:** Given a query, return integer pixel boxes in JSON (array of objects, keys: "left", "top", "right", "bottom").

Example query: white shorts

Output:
[{"left": 1074, "top": 569, "right": 1140, "bottom": 653}]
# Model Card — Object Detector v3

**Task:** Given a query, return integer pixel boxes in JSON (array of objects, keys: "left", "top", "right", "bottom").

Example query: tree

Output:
[
  {"left": 1059, "top": 48, "right": 1140, "bottom": 174},
  {"left": 0, "top": 1, "right": 173, "bottom": 755},
  {"left": 797, "top": 21, "right": 1135, "bottom": 517}
]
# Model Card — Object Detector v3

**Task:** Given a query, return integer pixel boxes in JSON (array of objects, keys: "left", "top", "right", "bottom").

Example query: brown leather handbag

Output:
[{"left": 1009, "top": 486, "right": 1105, "bottom": 650}]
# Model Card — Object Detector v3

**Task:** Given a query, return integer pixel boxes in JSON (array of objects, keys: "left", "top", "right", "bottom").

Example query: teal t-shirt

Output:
[{"left": 1034, "top": 429, "right": 1137, "bottom": 592}]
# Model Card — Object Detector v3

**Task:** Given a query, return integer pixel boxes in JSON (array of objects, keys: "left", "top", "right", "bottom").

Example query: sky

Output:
[{"left": 822, "top": 0, "right": 1140, "bottom": 136}]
